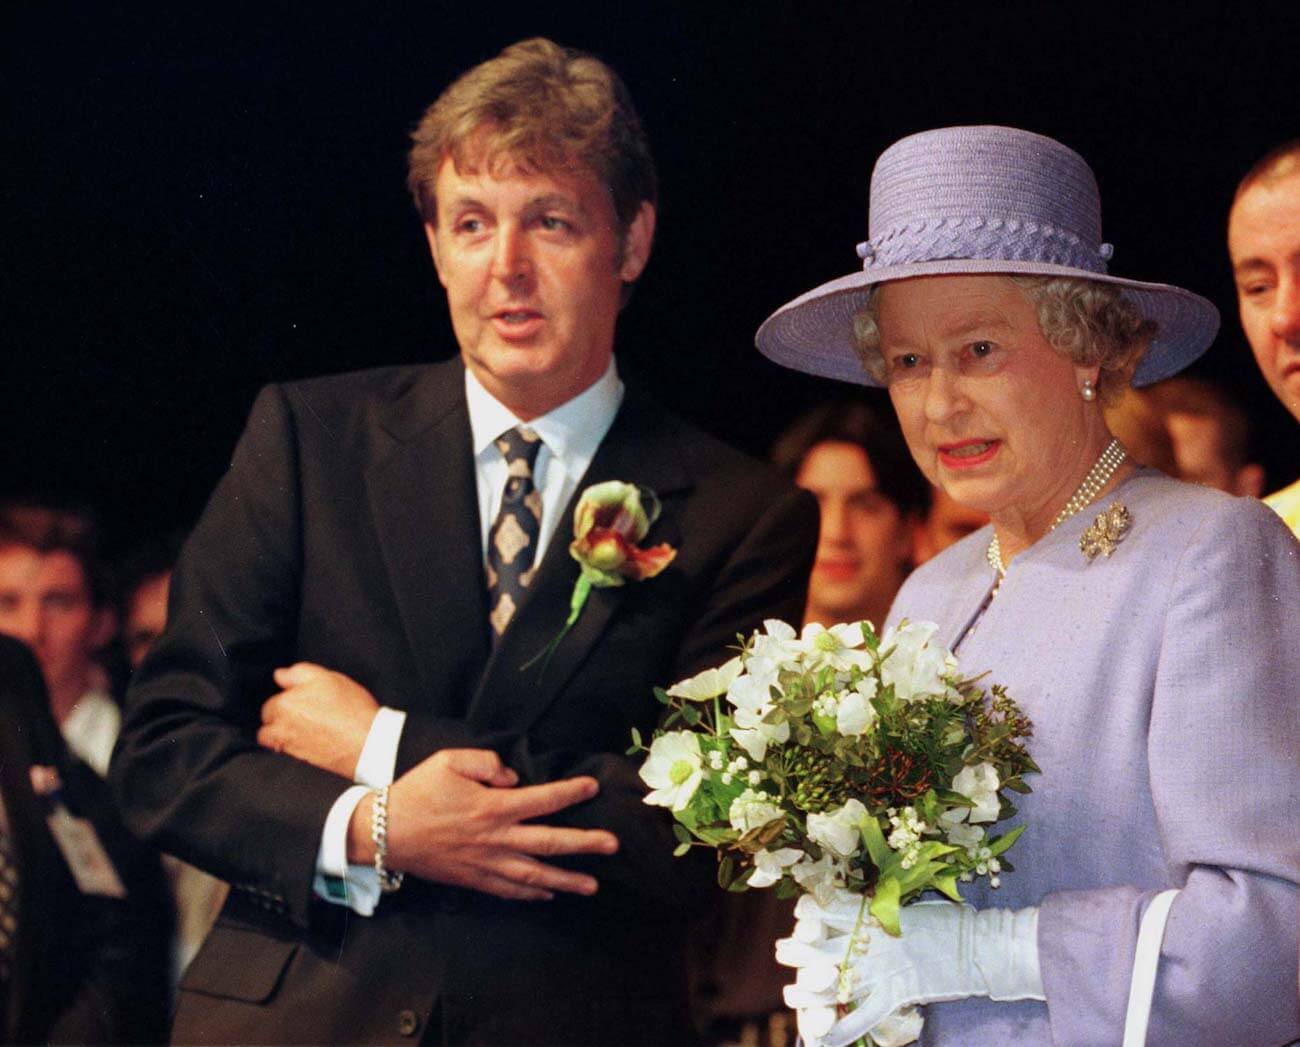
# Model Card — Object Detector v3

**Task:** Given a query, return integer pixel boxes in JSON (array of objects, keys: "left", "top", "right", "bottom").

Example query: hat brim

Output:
[{"left": 755, "top": 259, "right": 1220, "bottom": 388}]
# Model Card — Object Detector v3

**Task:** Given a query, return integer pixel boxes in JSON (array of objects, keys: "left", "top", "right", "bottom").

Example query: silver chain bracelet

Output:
[{"left": 371, "top": 785, "right": 404, "bottom": 894}]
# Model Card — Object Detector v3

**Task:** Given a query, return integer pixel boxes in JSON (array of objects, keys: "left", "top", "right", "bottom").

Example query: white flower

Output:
[
  {"left": 748, "top": 846, "right": 803, "bottom": 888},
  {"left": 945, "top": 820, "right": 985, "bottom": 852},
  {"left": 880, "top": 620, "right": 951, "bottom": 701},
  {"left": 727, "top": 669, "right": 777, "bottom": 712},
  {"left": 730, "top": 718, "right": 789, "bottom": 763},
  {"left": 800, "top": 621, "right": 874, "bottom": 672},
  {"left": 728, "top": 789, "right": 785, "bottom": 835},
  {"left": 805, "top": 799, "right": 868, "bottom": 859},
  {"left": 639, "top": 732, "right": 704, "bottom": 811},
  {"left": 750, "top": 618, "right": 802, "bottom": 663},
  {"left": 835, "top": 688, "right": 878, "bottom": 737},
  {"left": 950, "top": 761, "right": 1001, "bottom": 823},
  {"left": 666, "top": 656, "right": 743, "bottom": 701},
  {"left": 790, "top": 851, "right": 843, "bottom": 907},
  {"left": 870, "top": 1006, "right": 926, "bottom": 1047}
]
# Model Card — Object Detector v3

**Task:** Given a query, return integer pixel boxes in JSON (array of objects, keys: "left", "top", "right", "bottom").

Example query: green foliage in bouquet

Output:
[{"left": 633, "top": 619, "right": 1037, "bottom": 936}]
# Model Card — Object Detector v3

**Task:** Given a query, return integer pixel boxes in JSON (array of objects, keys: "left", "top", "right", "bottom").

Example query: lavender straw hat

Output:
[{"left": 755, "top": 125, "right": 1219, "bottom": 387}]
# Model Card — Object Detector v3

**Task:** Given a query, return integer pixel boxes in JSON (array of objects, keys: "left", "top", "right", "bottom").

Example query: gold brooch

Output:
[{"left": 1080, "top": 502, "right": 1132, "bottom": 561}]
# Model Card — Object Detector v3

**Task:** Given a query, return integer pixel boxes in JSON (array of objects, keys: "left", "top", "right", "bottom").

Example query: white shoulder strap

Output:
[{"left": 1121, "top": 889, "right": 1180, "bottom": 1047}]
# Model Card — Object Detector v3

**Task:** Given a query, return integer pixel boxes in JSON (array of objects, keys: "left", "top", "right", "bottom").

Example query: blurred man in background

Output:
[
  {"left": 1228, "top": 138, "right": 1300, "bottom": 532},
  {"left": 0, "top": 502, "right": 119, "bottom": 776}
]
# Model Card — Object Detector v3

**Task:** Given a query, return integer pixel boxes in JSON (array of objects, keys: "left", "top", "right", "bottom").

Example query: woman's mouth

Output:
[{"left": 938, "top": 439, "right": 1001, "bottom": 469}]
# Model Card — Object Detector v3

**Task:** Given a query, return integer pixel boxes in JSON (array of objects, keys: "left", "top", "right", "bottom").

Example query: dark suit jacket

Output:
[
  {"left": 0, "top": 635, "right": 171, "bottom": 1045},
  {"left": 111, "top": 359, "right": 817, "bottom": 1045}
]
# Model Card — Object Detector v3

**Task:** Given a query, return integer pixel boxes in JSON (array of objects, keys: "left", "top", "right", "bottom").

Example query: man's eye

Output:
[
  {"left": 456, "top": 218, "right": 484, "bottom": 234},
  {"left": 539, "top": 215, "right": 572, "bottom": 232},
  {"left": 970, "top": 341, "right": 995, "bottom": 357}
]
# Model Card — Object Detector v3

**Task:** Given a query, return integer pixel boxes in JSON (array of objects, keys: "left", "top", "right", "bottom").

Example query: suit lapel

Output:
[
  {"left": 367, "top": 361, "right": 490, "bottom": 716},
  {"left": 467, "top": 389, "right": 690, "bottom": 734}
]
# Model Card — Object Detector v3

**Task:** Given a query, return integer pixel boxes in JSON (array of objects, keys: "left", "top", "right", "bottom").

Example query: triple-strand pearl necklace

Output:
[{"left": 986, "top": 438, "right": 1127, "bottom": 577}]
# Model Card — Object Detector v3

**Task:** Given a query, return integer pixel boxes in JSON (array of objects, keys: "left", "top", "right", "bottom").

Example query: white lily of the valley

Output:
[{"left": 639, "top": 731, "right": 705, "bottom": 810}]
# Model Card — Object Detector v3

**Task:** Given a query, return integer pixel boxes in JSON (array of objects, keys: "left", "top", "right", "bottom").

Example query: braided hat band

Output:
[{"left": 755, "top": 126, "right": 1219, "bottom": 388}]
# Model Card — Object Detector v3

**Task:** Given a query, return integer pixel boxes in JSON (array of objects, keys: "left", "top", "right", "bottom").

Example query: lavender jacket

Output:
[{"left": 885, "top": 470, "right": 1300, "bottom": 1046}]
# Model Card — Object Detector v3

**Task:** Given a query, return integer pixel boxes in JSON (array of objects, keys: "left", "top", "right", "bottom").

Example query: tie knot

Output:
[{"left": 494, "top": 426, "right": 542, "bottom": 478}]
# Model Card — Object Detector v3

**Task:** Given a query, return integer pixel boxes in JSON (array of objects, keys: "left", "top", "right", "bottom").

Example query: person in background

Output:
[
  {"left": 1227, "top": 138, "right": 1300, "bottom": 532},
  {"left": 911, "top": 485, "right": 989, "bottom": 565},
  {"left": 1160, "top": 377, "right": 1263, "bottom": 494},
  {"left": 117, "top": 532, "right": 185, "bottom": 672},
  {"left": 0, "top": 632, "right": 171, "bottom": 1043},
  {"left": 0, "top": 501, "right": 119, "bottom": 776},
  {"left": 773, "top": 402, "right": 931, "bottom": 630},
  {"left": 1099, "top": 385, "right": 1179, "bottom": 476},
  {"left": 119, "top": 531, "right": 230, "bottom": 986},
  {"left": 1104, "top": 376, "right": 1264, "bottom": 494}
]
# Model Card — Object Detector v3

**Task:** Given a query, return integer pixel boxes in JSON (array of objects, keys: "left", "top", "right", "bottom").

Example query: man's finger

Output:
[
  {"left": 499, "top": 823, "right": 618, "bottom": 858},
  {"left": 255, "top": 725, "right": 281, "bottom": 752},
  {"left": 499, "top": 776, "right": 600, "bottom": 821},
  {"left": 441, "top": 749, "right": 512, "bottom": 780},
  {"left": 470, "top": 871, "right": 554, "bottom": 903},
  {"left": 273, "top": 662, "right": 325, "bottom": 687},
  {"left": 492, "top": 854, "right": 600, "bottom": 897},
  {"left": 259, "top": 693, "right": 285, "bottom": 724}
]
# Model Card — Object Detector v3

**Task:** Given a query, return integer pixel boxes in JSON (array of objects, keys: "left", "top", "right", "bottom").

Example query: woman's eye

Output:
[
  {"left": 970, "top": 341, "right": 994, "bottom": 357},
  {"left": 893, "top": 353, "right": 920, "bottom": 369},
  {"left": 457, "top": 218, "right": 483, "bottom": 234}
]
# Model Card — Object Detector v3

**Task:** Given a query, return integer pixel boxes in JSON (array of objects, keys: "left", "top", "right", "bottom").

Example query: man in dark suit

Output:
[
  {"left": 110, "top": 38, "right": 816, "bottom": 1045},
  {"left": 0, "top": 634, "right": 171, "bottom": 1044}
]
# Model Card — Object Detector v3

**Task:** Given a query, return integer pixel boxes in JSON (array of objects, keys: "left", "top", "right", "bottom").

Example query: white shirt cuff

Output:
[
  {"left": 312, "top": 784, "right": 381, "bottom": 915},
  {"left": 354, "top": 706, "right": 406, "bottom": 787}
]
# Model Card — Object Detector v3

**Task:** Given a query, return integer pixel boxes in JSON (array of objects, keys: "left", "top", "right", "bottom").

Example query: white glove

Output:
[{"left": 776, "top": 894, "right": 1044, "bottom": 1047}]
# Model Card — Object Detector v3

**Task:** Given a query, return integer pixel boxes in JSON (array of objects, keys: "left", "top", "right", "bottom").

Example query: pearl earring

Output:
[{"left": 1080, "top": 379, "right": 1096, "bottom": 402}]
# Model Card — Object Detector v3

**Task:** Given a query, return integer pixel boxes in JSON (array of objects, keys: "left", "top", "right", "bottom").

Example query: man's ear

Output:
[
  {"left": 424, "top": 223, "right": 448, "bottom": 289},
  {"left": 618, "top": 202, "right": 656, "bottom": 283}
]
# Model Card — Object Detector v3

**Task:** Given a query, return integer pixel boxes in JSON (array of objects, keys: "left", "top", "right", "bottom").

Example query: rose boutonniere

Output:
[{"left": 524, "top": 481, "right": 676, "bottom": 673}]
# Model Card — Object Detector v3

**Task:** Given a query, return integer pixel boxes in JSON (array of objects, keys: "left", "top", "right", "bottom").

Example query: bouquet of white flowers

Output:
[{"left": 634, "top": 619, "right": 1036, "bottom": 1045}]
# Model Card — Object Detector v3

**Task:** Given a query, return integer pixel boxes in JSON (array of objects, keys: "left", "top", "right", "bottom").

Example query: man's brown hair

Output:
[{"left": 407, "top": 38, "right": 657, "bottom": 236}]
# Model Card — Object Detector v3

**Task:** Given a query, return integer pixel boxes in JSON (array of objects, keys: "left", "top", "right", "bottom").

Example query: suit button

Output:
[{"left": 398, "top": 1009, "right": 420, "bottom": 1038}]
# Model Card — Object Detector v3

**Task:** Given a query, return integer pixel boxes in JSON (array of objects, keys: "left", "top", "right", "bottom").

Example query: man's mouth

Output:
[{"left": 491, "top": 309, "right": 544, "bottom": 338}]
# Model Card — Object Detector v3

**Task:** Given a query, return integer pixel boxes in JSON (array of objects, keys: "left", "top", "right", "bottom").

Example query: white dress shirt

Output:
[
  {"left": 314, "top": 361, "right": 624, "bottom": 913},
  {"left": 61, "top": 688, "right": 121, "bottom": 778}
]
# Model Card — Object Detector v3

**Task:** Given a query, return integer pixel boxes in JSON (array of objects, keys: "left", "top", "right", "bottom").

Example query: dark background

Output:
[{"left": 6, "top": 1, "right": 1298, "bottom": 554}]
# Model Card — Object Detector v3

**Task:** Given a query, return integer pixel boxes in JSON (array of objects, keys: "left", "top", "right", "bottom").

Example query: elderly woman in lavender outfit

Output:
[{"left": 757, "top": 126, "right": 1299, "bottom": 1046}]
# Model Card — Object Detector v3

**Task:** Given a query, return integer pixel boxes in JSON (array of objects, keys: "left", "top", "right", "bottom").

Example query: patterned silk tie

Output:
[{"left": 486, "top": 426, "right": 543, "bottom": 637}]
